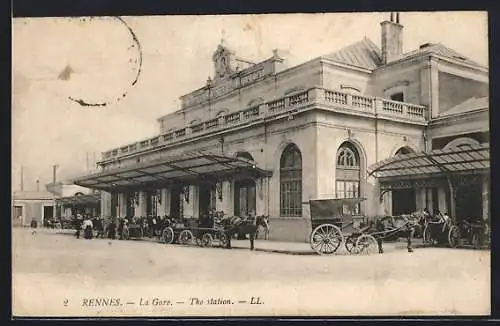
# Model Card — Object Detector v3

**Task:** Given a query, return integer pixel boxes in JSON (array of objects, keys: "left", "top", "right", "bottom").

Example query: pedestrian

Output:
[
  {"left": 95, "top": 216, "right": 104, "bottom": 238},
  {"left": 75, "top": 214, "right": 82, "bottom": 239},
  {"left": 83, "top": 216, "right": 94, "bottom": 239},
  {"left": 108, "top": 218, "right": 116, "bottom": 239},
  {"left": 117, "top": 218, "right": 124, "bottom": 240}
]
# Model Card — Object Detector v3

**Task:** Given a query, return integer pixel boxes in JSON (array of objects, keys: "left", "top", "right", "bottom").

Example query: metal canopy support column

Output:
[{"left": 422, "top": 152, "right": 456, "bottom": 222}]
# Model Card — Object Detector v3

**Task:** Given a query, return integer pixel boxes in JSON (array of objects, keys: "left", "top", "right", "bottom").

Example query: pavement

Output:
[
  {"left": 12, "top": 228, "right": 491, "bottom": 317},
  {"left": 45, "top": 228, "right": 415, "bottom": 255}
]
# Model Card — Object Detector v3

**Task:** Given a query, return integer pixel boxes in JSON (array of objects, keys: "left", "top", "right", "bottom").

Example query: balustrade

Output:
[{"left": 102, "top": 88, "right": 427, "bottom": 161}]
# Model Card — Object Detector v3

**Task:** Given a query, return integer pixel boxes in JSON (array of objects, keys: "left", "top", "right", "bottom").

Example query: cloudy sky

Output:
[{"left": 12, "top": 11, "right": 488, "bottom": 191}]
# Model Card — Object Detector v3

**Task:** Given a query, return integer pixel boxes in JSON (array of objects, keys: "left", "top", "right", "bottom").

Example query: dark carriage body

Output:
[
  {"left": 309, "top": 198, "right": 368, "bottom": 231},
  {"left": 308, "top": 198, "right": 368, "bottom": 255}
]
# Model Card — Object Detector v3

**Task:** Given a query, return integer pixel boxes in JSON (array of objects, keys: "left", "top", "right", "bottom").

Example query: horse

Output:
[
  {"left": 220, "top": 215, "right": 270, "bottom": 251},
  {"left": 373, "top": 214, "right": 421, "bottom": 253}
]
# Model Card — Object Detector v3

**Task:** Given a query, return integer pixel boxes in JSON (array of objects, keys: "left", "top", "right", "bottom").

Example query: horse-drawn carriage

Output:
[
  {"left": 160, "top": 214, "right": 229, "bottom": 248},
  {"left": 309, "top": 198, "right": 420, "bottom": 255},
  {"left": 422, "top": 215, "right": 487, "bottom": 249}
]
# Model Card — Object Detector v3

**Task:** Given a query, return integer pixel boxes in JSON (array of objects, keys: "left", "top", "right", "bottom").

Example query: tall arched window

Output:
[
  {"left": 336, "top": 142, "right": 361, "bottom": 214},
  {"left": 280, "top": 144, "right": 302, "bottom": 216}
]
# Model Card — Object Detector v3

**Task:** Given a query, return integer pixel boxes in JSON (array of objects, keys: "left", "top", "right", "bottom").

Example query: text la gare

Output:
[{"left": 139, "top": 297, "right": 172, "bottom": 306}]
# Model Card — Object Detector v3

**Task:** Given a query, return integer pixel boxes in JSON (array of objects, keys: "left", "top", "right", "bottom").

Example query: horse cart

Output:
[
  {"left": 309, "top": 198, "right": 369, "bottom": 255},
  {"left": 161, "top": 216, "right": 229, "bottom": 248},
  {"left": 309, "top": 198, "right": 419, "bottom": 255},
  {"left": 422, "top": 219, "right": 460, "bottom": 248}
]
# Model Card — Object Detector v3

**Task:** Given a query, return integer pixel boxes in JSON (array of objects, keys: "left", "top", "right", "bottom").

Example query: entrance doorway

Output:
[
  {"left": 43, "top": 206, "right": 54, "bottom": 220},
  {"left": 234, "top": 179, "right": 256, "bottom": 217},
  {"left": 391, "top": 188, "right": 416, "bottom": 215},
  {"left": 170, "top": 186, "right": 182, "bottom": 218},
  {"left": 455, "top": 182, "right": 482, "bottom": 222},
  {"left": 199, "top": 182, "right": 216, "bottom": 218}
]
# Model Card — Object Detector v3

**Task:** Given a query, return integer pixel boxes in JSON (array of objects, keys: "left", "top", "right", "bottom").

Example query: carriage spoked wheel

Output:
[
  {"left": 310, "top": 224, "right": 343, "bottom": 255},
  {"left": 448, "top": 225, "right": 461, "bottom": 248},
  {"left": 423, "top": 225, "right": 433, "bottom": 247},
  {"left": 201, "top": 233, "right": 213, "bottom": 247},
  {"left": 162, "top": 227, "right": 174, "bottom": 244},
  {"left": 218, "top": 232, "right": 229, "bottom": 248},
  {"left": 344, "top": 234, "right": 360, "bottom": 254},
  {"left": 355, "top": 234, "right": 378, "bottom": 255},
  {"left": 179, "top": 230, "right": 194, "bottom": 245}
]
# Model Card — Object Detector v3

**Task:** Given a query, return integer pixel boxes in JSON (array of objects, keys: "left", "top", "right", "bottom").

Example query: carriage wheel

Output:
[
  {"left": 162, "top": 227, "right": 174, "bottom": 244},
  {"left": 423, "top": 225, "right": 433, "bottom": 247},
  {"left": 355, "top": 234, "right": 378, "bottom": 255},
  {"left": 201, "top": 233, "right": 214, "bottom": 247},
  {"left": 310, "top": 224, "right": 343, "bottom": 255},
  {"left": 448, "top": 226, "right": 460, "bottom": 248},
  {"left": 179, "top": 230, "right": 194, "bottom": 245},
  {"left": 345, "top": 234, "right": 359, "bottom": 254},
  {"left": 219, "top": 232, "right": 229, "bottom": 247}
]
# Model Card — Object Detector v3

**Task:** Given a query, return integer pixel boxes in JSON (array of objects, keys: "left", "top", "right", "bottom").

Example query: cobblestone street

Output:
[{"left": 12, "top": 228, "right": 490, "bottom": 317}]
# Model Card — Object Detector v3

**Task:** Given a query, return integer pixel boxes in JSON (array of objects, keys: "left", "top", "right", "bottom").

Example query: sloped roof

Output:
[
  {"left": 323, "top": 38, "right": 382, "bottom": 70},
  {"left": 441, "top": 96, "right": 489, "bottom": 116},
  {"left": 13, "top": 191, "right": 56, "bottom": 201},
  {"left": 395, "top": 42, "right": 483, "bottom": 67},
  {"left": 323, "top": 39, "right": 484, "bottom": 71}
]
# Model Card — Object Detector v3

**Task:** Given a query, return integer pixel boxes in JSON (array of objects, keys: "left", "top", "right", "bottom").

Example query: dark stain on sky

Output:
[{"left": 58, "top": 65, "right": 74, "bottom": 81}]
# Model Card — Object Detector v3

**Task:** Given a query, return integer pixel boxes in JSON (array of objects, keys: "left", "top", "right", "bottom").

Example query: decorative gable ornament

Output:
[{"left": 212, "top": 41, "right": 236, "bottom": 80}]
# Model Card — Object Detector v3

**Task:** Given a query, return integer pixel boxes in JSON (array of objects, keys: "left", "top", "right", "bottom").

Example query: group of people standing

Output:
[
  {"left": 74, "top": 214, "right": 105, "bottom": 239},
  {"left": 73, "top": 214, "right": 174, "bottom": 241}
]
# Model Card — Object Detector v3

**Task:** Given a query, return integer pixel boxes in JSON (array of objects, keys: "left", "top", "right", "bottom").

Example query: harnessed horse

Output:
[
  {"left": 220, "top": 215, "right": 270, "bottom": 250},
  {"left": 374, "top": 213, "right": 421, "bottom": 253}
]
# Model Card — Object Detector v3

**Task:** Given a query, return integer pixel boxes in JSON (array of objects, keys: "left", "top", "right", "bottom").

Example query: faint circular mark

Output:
[{"left": 67, "top": 16, "right": 143, "bottom": 107}]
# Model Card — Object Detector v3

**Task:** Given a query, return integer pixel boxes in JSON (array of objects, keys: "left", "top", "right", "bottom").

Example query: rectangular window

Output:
[
  {"left": 336, "top": 180, "right": 361, "bottom": 214},
  {"left": 280, "top": 180, "right": 302, "bottom": 216}
]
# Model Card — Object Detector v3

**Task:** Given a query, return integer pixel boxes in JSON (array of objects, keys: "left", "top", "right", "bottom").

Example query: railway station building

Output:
[{"left": 74, "top": 14, "right": 489, "bottom": 242}]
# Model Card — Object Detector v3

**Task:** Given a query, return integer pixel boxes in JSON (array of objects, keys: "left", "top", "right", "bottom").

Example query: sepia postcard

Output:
[{"left": 12, "top": 11, "right": 490, "bottom": 317}]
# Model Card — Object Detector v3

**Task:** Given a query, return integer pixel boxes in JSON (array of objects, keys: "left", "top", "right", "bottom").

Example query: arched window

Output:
[
  {"left": 336, "top": 142, "right": 361, "bottom": 214},
  {"left": 280, "top": 144, "right": 302, "bottom": 216}
]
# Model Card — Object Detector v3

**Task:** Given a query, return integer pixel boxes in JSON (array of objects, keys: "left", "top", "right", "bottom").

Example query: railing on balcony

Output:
[
  {"left": 225, "top": 112, "right": 241, "bottom": 124},
  {"left": 382, "top": 99, "right": 404, "bottom": 114},
  {"left": 243, "top": 106, "right": 260, "bottom": 120},
  {"left": 102, "top": 88, "right": 427, "bottom": 161},
  {"left": 206, "top": 118, "right": 219, "bottom": 129},
  {"left": 325, "top": 90, "right": 347, "bottom": 104},
  {"left": 191, "top": 123, "right": 204, "bottom": 133},
  {"left": 175, "top": 128, "right": 186, "bottom": 138},
  {"left": 267, "top": 98, "right": 286, "bottom": 114},
  {"left": 351, "top": 95, "right": 373, "bottom": 109}
]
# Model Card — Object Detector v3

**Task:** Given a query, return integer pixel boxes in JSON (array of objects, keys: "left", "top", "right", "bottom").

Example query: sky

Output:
[{"left": 12, "top": 11, "right": 488, "bottom": 191}]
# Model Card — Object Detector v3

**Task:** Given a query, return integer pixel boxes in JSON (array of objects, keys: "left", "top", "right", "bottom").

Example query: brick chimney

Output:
[{"left": 380, "top": 12, "right": 403, "bottom": 64}]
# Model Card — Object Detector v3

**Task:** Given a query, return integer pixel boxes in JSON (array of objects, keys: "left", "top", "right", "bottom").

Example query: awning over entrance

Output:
[
  {"left": 368, "top": 143, "right": 490, "bottom": 181},
  {"left": 73, "top": 152, "right": 272, "bottom": 192},
  {"left": 56, "top": 193, "right": 101, "bottom": 206}
]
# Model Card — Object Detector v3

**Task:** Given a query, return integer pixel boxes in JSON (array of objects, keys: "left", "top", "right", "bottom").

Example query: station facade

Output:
[{"left": 74, "top": 14, "right": 489, "bottom": 242}]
